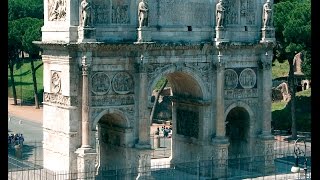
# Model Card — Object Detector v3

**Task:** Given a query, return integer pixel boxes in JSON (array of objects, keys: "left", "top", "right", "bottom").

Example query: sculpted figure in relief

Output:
[
  {"left": 49, "top": 0, "right": 66, "bottom": 21},
  {"left": 216, "top": 0, "right": 226, "bottom": 27},
  {"left": 262, "top": 0, "right": 272, "bottom": 28},
  {"left": 138, "top": 0, "right": 148, "bottom": 28},
  {"left": 81, "top": 0, "right": 92, "bottom": 27}
]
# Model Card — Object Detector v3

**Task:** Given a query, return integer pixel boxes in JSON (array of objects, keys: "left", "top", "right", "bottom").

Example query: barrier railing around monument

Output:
[{"left": 8, "top": 152, "right": 311, "bottom": 180}]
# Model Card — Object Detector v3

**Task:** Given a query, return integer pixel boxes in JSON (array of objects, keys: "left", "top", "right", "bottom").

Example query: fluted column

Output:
[
  {"left": 81, "top": 55, "right": 91, "bottom": 148},
  {"left": 136, "top": 55, "right": 151, "bottom": 148},
  {"left": 259, "top": 51, "right": 273, "bottom": 138},
  {"left": 215, "top": 52, "right": 226, "bottom": 138}
]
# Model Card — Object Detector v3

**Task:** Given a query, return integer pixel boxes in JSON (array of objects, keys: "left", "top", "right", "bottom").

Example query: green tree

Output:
[
  {"left": 273, "top": 0, "right": 311, "bottom": 139},
  {"left": 22, "top": 19, "right": 44, "bottom": 108},
  {"left": 8, "top": 18, "right": 43, "bottom": 107},
  {"left": 8, "top": 0, "right": 43, "bottom": 21}
]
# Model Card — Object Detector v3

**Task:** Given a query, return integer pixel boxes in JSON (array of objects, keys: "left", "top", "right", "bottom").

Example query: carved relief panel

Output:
[
  {"left": 48, "top": 0, "right": 67, "bottom": 21},
  {"left": 112, "top": 72, "right": 134, "bottom": 94},
  {"left": 91, "top": 72, "right": 111, "bottom": 95},
  {"left": 51, "top": 71, "right": 61, "bottom": 94},
  {"left": 92, "top": 0, "right": 130, "bottom": 25},
  {"left": 224, "top": 68, "right": 258, "bottom": 99},
  {"left": 224, "top": 0, "right": 256, "bottom": 25},
  {"left": 176, "top": 107, "right": 199, "bottom": 138}
]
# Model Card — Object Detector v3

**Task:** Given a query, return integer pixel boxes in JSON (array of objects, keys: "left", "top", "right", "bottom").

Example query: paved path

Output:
[{"left": 8, "top": 98, "right": 43, "bottom": 125}]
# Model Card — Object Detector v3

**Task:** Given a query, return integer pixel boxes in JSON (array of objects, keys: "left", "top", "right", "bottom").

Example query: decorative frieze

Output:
[
  {"left": 224, "top": 88, "right": 258, "bottom": 99},
  {"left": 91, "top": 94, "right": 134, "bottom": 106},
  {"left": 43, "top": 92, "right": 72, "bottom": 106}
]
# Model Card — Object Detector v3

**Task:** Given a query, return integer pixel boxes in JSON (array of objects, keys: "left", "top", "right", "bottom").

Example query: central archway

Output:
[{"left": 149, "top": 68, "right": 209, "bottom": 164}]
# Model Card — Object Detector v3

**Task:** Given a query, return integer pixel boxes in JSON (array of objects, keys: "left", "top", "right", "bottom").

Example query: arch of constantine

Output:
[{"left": 36, "top": 0, "right": 276, "bottom": 178}]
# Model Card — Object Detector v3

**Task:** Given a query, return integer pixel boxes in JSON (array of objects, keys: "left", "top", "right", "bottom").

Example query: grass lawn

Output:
[{"left": 8, "top": 59, "right": 44, "bottom": 103}]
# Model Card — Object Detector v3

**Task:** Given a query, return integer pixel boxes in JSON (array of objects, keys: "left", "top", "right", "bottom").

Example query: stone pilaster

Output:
[{"left": 80, "top": 55, "right": 91, "bottom": 148}]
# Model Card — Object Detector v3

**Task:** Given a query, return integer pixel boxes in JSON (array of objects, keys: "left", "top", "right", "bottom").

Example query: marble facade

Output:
[{"left": 35, "top": 0, "right": 276, "bottom": 178}]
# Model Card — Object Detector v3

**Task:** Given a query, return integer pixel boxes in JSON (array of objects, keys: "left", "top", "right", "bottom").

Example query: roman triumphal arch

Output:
[{"left": 35, "top": 0, "right": 276, "bottom": 179}]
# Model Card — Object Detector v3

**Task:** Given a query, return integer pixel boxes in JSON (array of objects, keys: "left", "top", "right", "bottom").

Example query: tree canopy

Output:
[{"left": 273, "top": 0, "right": 311, "bottom": 79}]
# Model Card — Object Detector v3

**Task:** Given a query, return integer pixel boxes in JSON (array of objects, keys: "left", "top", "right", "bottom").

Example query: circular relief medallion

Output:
[
  {"left": 51, "top": 71, "right": 61, "bottom": 93},
  {"left": 91, "top": 72, "right": 111, "bottom": 95},
  {"left": 239, "top": 68, "right": 257, "bottom": 89},
  {"left": 112, "top": 72, "right": 134, "bottom": 94},
  {"left": 224, "top": 69, "right": 238, "bottom": 89}
]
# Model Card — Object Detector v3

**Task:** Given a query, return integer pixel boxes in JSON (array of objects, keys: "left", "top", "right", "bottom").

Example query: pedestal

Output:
[
  {"left": 260, "top": 27, "right": 276, "bottom": 43},
  {"left": 254, "top": 135, "right": 275, "bottom": 174},
  {"left": 78, "top": 27, "right": 96, "bottom": 43},
  {"left": 214, "top": 27, "right": 229, "bottom": 46},
  {"left": 135, "top": 149, "right": 154, "bottom": 180},
  {"left": 135, "top": 27, "right": 152, "bottom": 43},
  {"left": 211, "top": 137, "right": 229, "bottom": 179},
  {"left": 75, "top": 148, "right": 97, "bottom": 180}
]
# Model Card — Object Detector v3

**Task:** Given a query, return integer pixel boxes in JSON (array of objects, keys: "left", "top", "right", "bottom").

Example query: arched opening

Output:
[
  {"left": 97, "top": 113, "right": 132, "bottom": 170},
  {"left": 149, "top": 70, "right": 205, "bottom": 163},
  {"left": 225, "top": 107, "right": 250, "bottom": 159}
]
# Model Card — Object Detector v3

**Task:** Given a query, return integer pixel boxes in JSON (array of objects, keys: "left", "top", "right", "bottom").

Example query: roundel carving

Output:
[
  {"left": 51, "top": 71, "right": 61, "bottom": 93},
  {"left": 239, "top": 68, "right": 257, "bottom": 89},
  {"left": 112, "top": 72, "right": 134, "bottom": 94},
  {"left": 91, "top": 72, "right": 111, "bottom": 95},
  {"left": 224, "top": 69, "right": 238, "bottom": 89}
]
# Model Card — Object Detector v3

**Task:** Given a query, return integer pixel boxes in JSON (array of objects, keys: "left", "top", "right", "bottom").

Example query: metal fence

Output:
[{"left": 8, "top": 135, "right": 311, "bottom": 180}]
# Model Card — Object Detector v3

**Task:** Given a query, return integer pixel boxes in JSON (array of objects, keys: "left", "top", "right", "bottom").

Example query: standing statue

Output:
[
  {"left": 138, "top": 0, "right": 148, "bottom": 28},
  {"left": 262, "top": 0, "right": 272, "bottom": 28},
  {"left": 216, "top": 0, "right": 226, "bottom": 27},
  {"left": 293, "top": 52, "right": 304, "bottom": 74},
  {"left": 81, "top": 0, "right": 91, "bottom": 27}
]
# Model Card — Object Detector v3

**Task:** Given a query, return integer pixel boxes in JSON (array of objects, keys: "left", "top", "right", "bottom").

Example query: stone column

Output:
[
  {"left": 215, "top": 52, "right": 226, "bottom": 138},
  {"left": 80, "top": 55, "right": 91, "bottom": 148},
  {"left": 259, "top": 52, "right": 273, "bottom": 137},
  {"left": 75, "top": 54, "right": 97, "bottom": 179},
  {"left": 256, "top": 51, "right": 275, "bottom": 174},
  {"left": 136, "top": 55, "right": 151, "bottom": 149}
]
